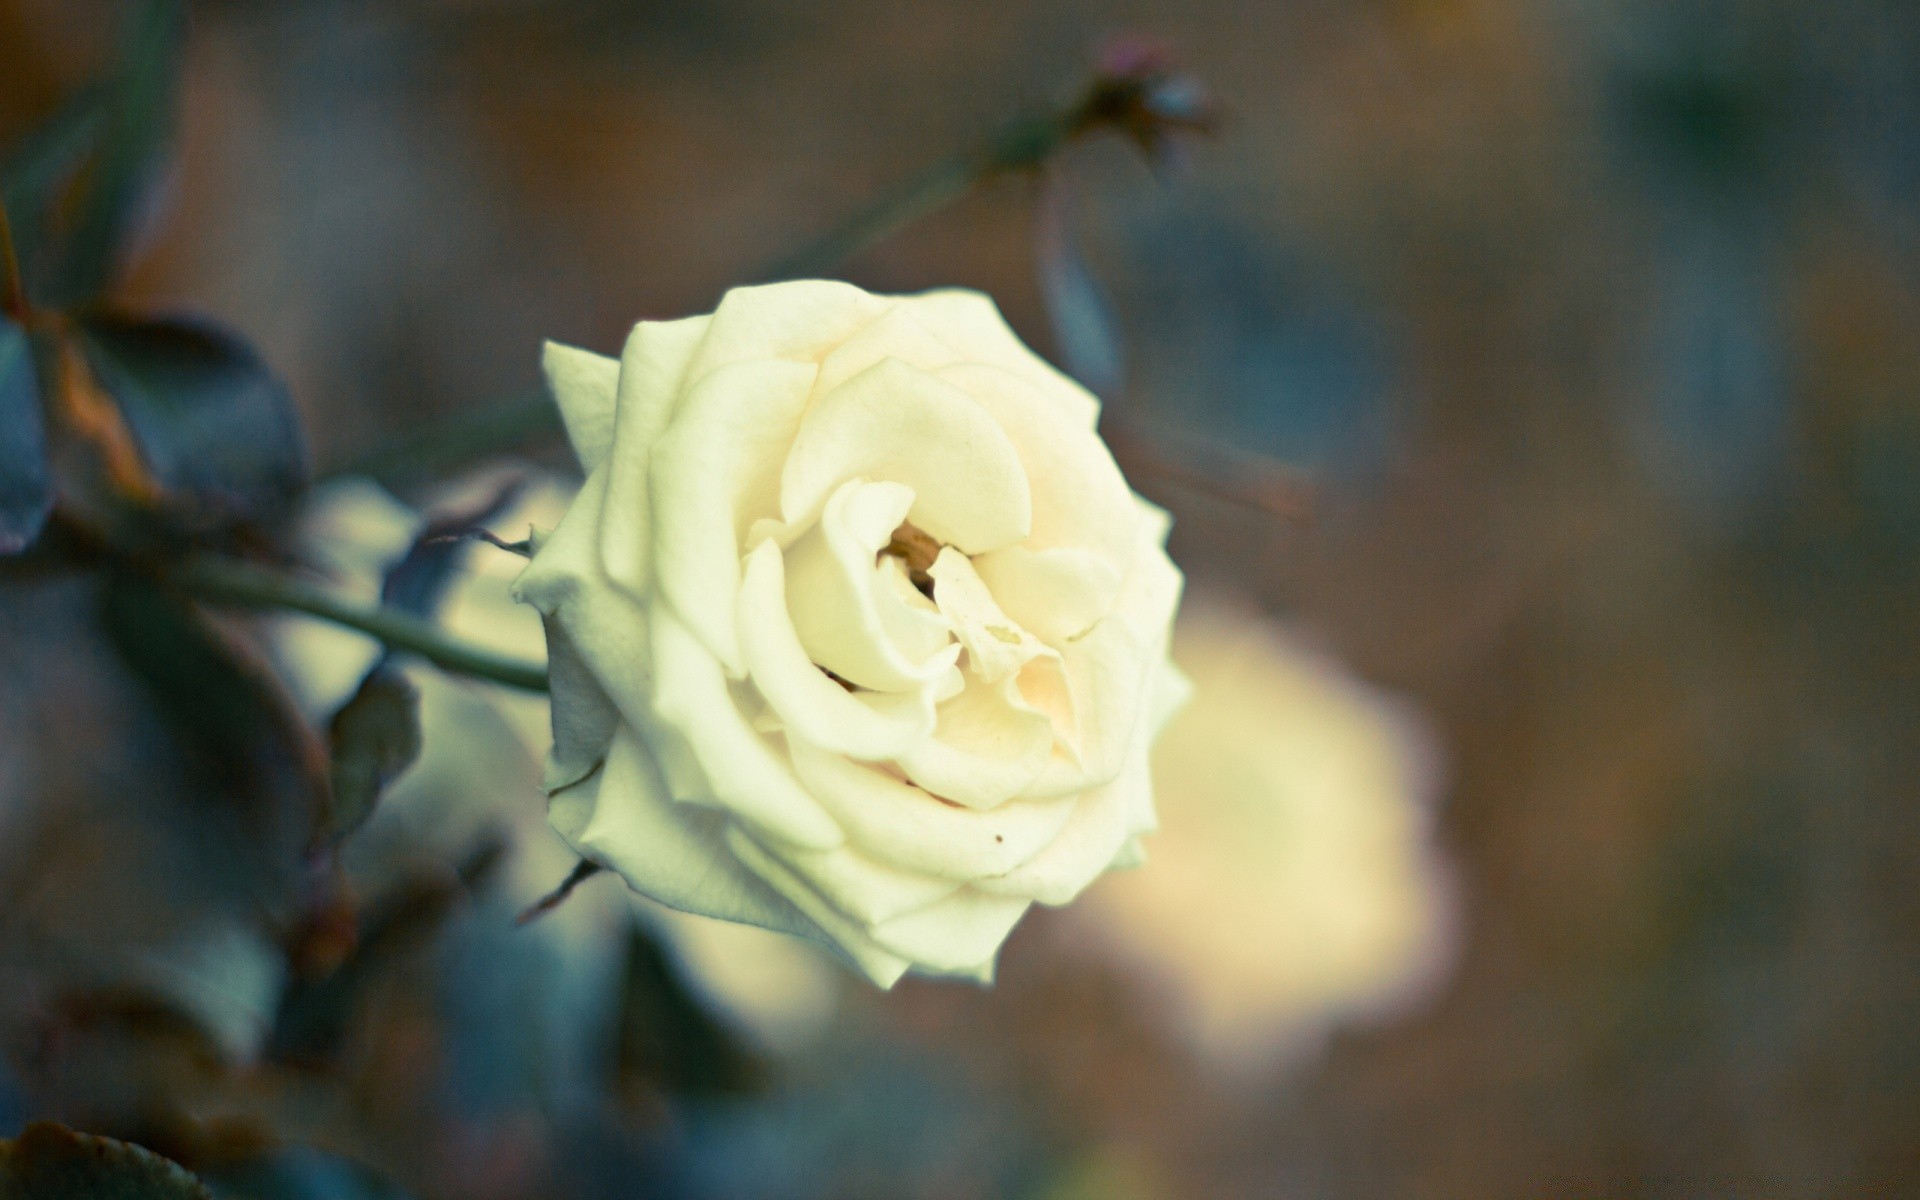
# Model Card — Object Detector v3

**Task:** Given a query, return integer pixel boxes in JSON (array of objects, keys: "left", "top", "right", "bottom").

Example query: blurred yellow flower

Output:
[{"left": 1068, "top": 591, "right": 1455, "bottom": 1065}]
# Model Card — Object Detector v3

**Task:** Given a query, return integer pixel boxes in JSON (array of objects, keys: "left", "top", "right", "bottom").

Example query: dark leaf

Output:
[
  {"left": 324, "top": 665, "right": 421, "bottom": 844},
  {"left": 101, "top": 572, "right": 327, "bottom": 898},
  {"left": 615, "top": 919, "right": 763, "bottom": 1102},
  {"left": 268, "top": 836, "right": 504, "bottom": 1065},
  {"left": 0, "top": 315, "right": 52, "bottom": 554},
  {"left": 379, "top": 475, "right": 526, "bottom": 618},
  {"left": 0, "top": 83, "right": 107, "bottom": 300},
  {"left": 1033, "top": 169, "right": 1125, "bottom": 401},
  {"left": 197, "top": 1146, "right": 414, "bottom": 1200},
  {"left": 77, "top": 315, "right": 309, "bottom": 530},
  {"left": 0, "top": 1122, "right": 211, "bottom": 1200},
  {"left": 47, "top": 0, "right": 186, "bottom": 306}
]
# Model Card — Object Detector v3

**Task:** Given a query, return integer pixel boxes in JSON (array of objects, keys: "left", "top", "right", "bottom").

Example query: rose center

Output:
[{"left": 880, "top": 521, "right": 941, "bottom": 600}]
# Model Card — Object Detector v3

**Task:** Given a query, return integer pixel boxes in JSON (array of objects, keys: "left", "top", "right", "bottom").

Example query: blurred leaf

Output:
[
  {"left": 0, "top": 83, "right": 107, "bottom": 300},
  {"left": 76, "top": 316, "right": 309, "bottom": 529},
  {"left": 324, "top": 666, "right": 421, "bottom": 844},
  {"left": 46, "top": 0, "right": 186, "bottom": 307},
  {"left": 0, "top": 1122, "right": 211, "bottom": 1199},
  {"left": 101, "top": 572, "right": 326, "bottom": 896},
  {"left": 0, "top": 315, "right": 53, "bottom": 554},
  {"left": 379, "top": 475, "right": 524, "bottom": 619},
  {"left": 1034, "top": 170, "right": 1124, "bottom": 400},
  {"left": 197, "top": 1146, "right": 414, "bottom": 1200},
  {"left": 615, "top": 919, "right": 762, "bottom": 1103},
  {"left": 268, "top": 836, "right": 504, "bottom": 1065}
]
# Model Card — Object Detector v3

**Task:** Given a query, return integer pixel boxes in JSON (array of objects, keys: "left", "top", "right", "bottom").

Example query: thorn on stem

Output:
[{"left": 516, "top": 859, "right": 604, "bottom": 926}]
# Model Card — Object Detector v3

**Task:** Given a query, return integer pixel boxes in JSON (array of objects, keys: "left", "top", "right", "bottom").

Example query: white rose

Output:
[
  {"left": 514, "top": 280, "right": 1186, "bottom": 985},
  {"left": 1070, "top": 593, "right": 1454, "bottom": 1063}
]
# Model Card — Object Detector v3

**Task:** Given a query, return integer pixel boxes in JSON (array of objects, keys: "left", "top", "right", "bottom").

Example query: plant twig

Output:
[
  {"left": 0, "top": 202, "right": 26, "bottom": 319},
  {"left": 516, "top": 859, "right": 604, "bottom": 926},
  {"left": 170, "top": 554, "right": 549, "bottom": 692}
]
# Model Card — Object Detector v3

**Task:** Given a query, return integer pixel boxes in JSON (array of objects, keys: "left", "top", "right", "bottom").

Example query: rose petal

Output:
[
  {"left": 1024, "top": 501, "right": 1184, "bottom": 798},
  {"left": 651, "top": 358, "right": 818, "bottom": 675},
  {"left": 685, "top": 280, "right": 892, "bottom": 385},
  {"left": 723, "top": 825, "right": 912, "bottom": 987},
  {"left": 895, "top": 667, "right": 1057, "bottom": 808},
  {"left": 542, "top": 341, "right": 621, "bottom": 473},
  {"left": 740, "top": 539, "right": 942, "bottom": 761},
  {"left": 779, "top": 357, "right": 1031, "bottom": 554},
  {"left": 789, "top": 739, "right": 1080, "bottom": 880},
  {"left": 976, "top": 737, "right": 1154, "bottom": 906},
  {"left": 550, "top": 729, "right": 817, "bottom": 939},
  {"left": 782, "top": 478, "right": 956, "bottom": 692},
  {"left": 649, "top": 605, "right": 845, "bottom": 850},
  {"left": 731, "top": 824, "right": 962, "bottom": 927},
  {"left": 813, "top": 304, "right": 961, "bottom": 396},
  {"left": 538, "top": 614, "right": 619, "bottom": 795},
  {"left": 971, "top": 545, "right": 1121, "bottom": 644},
  {"left": 866, "top": 886, "right": 1033, "bottom": 975},
  {"left": 897, "top": 289, "right": 1099, "bottom": 428},
  {"left": 926, "top": 547, "right": 1051, "bottom": 683},
  {"left": 598, "top": 315, "right": 711, "bottom": 597},
  {"left": 935, "top": 362, "right": 1138, "bottom": 568}
]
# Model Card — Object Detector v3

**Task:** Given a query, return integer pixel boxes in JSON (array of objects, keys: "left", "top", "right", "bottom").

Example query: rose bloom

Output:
[
  {"left": 515, "top": 281, "right": 1186, "bottom": 985},
  {"left": 1069, "top": 593, "right": 1454, "bottom": 1065}
]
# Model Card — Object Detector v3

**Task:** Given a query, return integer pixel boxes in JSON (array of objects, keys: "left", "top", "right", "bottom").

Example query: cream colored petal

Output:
[
  {"left": 936, "top": 362, "right": 1138, "bottom": 567},
  {"left": 649, "top": 605, "right": 844, "bottom": 850},
  {"left": 650, "top": 358, "right": 818, "bottom": 676},
  {"left": 779, "top": 358, "right": 1031, "bottom": 554},
  {"left": 926, "top": 547, "right": 1051, "bottom": 683},
  {"left": 731, "top": 824, "right": 961, "bottom": 927},
  {"left": 782, "top": 478, "right": 955, "bottom": 692},
  {"left": 538, "top": 614, "right": 618, "bottom": 795},
  {"left": 598, "top": 315, "right": 711, "bottom": 598},
  {"left": 866, "top": 886, "right": 1033, "bottom": 975},
  {"left": 789, "top": 740, "right": 1080, "bottom": 881},
  {"left": 897, "top": 288, "right": 1099, "bottom": 428},
  {"left": 724, "top": 825, "right": 912, "bottom": 987},
  {"left": 685, "top": 280, "right": 892, "bottom": 384},
  {"left": 542, "top": 341, "right": 620, "bottom": 472},
  {"left": 813, "top": 303, "right": 961, "bottom": 396},
  {"left": 739, "top": 539, "right": 940, "bottom": 761},
  {"left": 1024, "top": 505, "right": 1184, "bottom": 798},
  {"left": 896, "top": 667, "right": 1056, "bottom": 809},
  {"left": 550, "top": 730, "right": 816, "bottom": 939},
  {"left": 978, "top": 739, "right": 1154, "bottom": 906},
  {"left": 971, "top": 545, "right": 1121, "bottom": 645}
]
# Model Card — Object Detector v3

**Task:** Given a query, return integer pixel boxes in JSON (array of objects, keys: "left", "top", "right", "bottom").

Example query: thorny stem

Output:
[
  {"left": 0, "top": 203, "right": 27, "bottom": 319},
  {"left": 171, "top": 554, "right": 550, "bottom": 693},
  {"left": 321, "top": 98, "right": 1096, "bottom": 486}
]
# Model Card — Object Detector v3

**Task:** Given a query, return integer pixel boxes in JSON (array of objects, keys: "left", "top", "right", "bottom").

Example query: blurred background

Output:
[{"left": 3, "top": 0, "right": 1918, "bottom": 1195}]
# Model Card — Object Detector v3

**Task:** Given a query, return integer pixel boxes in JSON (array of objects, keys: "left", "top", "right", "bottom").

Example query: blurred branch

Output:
[
  {"left": 0, "top": 204, "right": 24, "bottom": 318},
  {"left": 757, "top": 42, "right": 1217, "bottom": 281},
  {"left": 322, "top": 46, "right": 1216, "bottom": 487},
  {"left": 168, "top": 555, "right": 549, "bottom": 692},
  {"left": 321, "top": 387, "right": 551, "bottom": 488}
]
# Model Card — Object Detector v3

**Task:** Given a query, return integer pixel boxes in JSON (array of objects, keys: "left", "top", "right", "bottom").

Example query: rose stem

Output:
[
  {"left": 169, "top": 554, "right": 550, "bottom": 693},
  {"left": 320, "top": 99, "right": 1093, "bottom": 487}
]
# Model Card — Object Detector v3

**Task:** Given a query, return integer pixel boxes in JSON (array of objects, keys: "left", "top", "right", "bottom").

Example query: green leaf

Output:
[
  {"left": 0, "top": 1122, "right": 211, "bottom": 1200},
  {"left": 0, "top": 83, "right": 107, "bottom": 300},
  {"left": 0, "top": 315, "right": 52, "bottom": 554},
  {"left": 77, "top": 315, "right": 309, "bottom": 530},
  {"left": 324, "top": 665, "right": 422, "bottom": 844},
  {"left": 46, "top": 0, "right": 186, "bottom": 306},
  {"left": 101, "top": 572, "right": 327, "bottom": 895}
]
